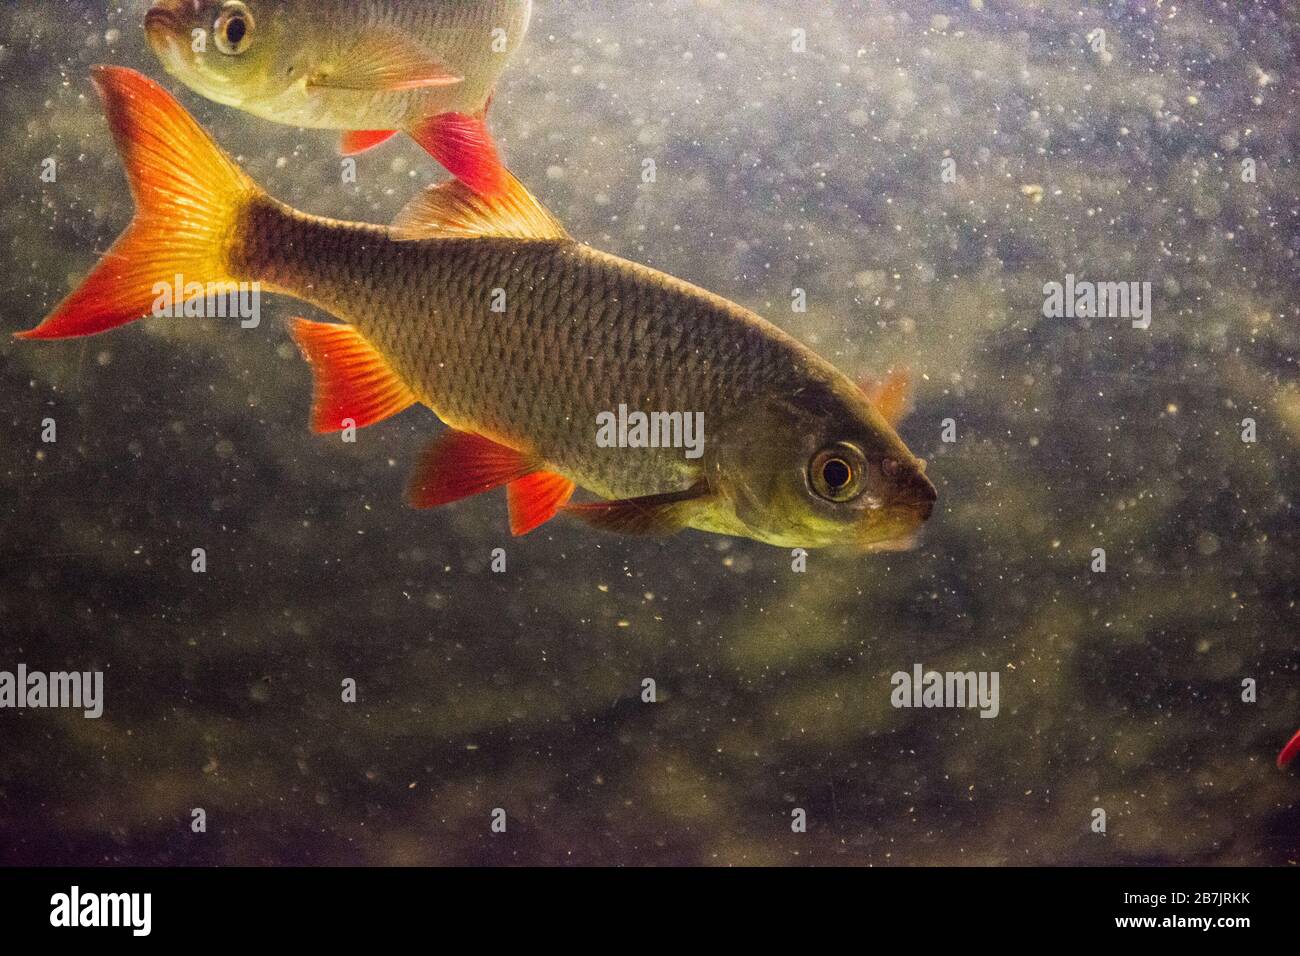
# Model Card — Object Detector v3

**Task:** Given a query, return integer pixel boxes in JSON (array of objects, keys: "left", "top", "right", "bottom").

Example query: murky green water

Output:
[{"left": 1, "top": 0, "right": 1296, "bottom": 865}]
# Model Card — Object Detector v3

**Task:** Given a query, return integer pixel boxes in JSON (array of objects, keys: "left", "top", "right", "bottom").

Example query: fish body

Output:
[
  {"left": 145, "top": 0, "right": 533, "bottom": 193},
  {"left": 248, "top": 222, "right": 820, "bottom": 502},
  {"left": 21, "top": 68, "right": 937, "bottom": 549}
]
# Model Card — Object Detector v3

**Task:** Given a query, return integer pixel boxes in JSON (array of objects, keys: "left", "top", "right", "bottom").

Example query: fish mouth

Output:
[
  {"left": 856, "top": 471, "right": 936, "bottom": 550},
  {"left": 853, "top": 504, "right": 930, "bottom": 552},
  {"left": 912, "top": 474, "right": 938, "bottom": 521},
  {"left": 891, "top": 466, "right": 938, "bottom": 521}
]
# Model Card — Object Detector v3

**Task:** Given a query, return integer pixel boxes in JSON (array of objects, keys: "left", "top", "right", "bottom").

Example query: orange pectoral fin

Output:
[
  {"left": 406, "top": 430, "right": 538, "bottom": 510},
  {"left": 408, "top": 112, "right": 506, "bottom": 198},
  {"left": 289, "top": 318, "right": 417, "bottom": 433},
  {"left": 508, "top": 472, "right": 576, "bottom": 536},
  {"left": 859, "top": 367, "right": 913, "bottom": 427},
  {"left": 340, "top": 130, "right": 398, "bottom": 156},
  {"left": 307, "top": 32, "right": 463, "bottom": 93}
]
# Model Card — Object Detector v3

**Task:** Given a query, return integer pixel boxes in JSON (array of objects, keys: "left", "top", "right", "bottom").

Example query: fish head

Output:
[
  {"left": 707, "top": 380, "right": 936, "bottom": 550},
  {"left": 145, "top": 0, "right": 290, "bottom": 110}
]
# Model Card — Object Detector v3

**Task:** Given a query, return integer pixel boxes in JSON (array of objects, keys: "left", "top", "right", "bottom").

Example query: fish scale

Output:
[
  {"left": 234, "top": 199, "right": 825, "bottom": 499},
  {"left": 290, "top": 0, "right": 531, "bottom": 128}
]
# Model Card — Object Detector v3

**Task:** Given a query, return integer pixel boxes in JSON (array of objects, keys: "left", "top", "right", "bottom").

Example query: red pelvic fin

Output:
[{"left": 340, "top": 129, "right": 399, "bottom": 156}]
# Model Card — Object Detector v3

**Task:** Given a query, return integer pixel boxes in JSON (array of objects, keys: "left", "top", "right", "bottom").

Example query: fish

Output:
[
  {"left": 143, "top": 0, "right": 533, "bottom": 196},
  {"left": 1280, "top": 728, "right": 1300, "bottom": 770},
  {"left": 18, "top": 67, "right": 938, "bottom": 550}
]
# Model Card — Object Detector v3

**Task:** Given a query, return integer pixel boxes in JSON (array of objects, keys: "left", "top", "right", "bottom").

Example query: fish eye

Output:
[
  {"left": 214, "top": 2, "right": 254, "bottom": 56},
  {"left": 809, "top": 443, "right": 866, "bottom": 502}
]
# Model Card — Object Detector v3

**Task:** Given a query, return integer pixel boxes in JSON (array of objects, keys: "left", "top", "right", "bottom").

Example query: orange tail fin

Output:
[{"left": 18, "top": 66, "right": 260, "bottom": 340}]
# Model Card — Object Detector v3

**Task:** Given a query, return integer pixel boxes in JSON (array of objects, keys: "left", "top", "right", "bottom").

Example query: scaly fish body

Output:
[
  {"left": 21, "top": 69, "right": 937, "bottom": 549},
  {"left": 242, "top": 212, "right": 831, "bottom": 502},
  {"left": 146, "top": 0, "right": 533, "bottom": 194}
]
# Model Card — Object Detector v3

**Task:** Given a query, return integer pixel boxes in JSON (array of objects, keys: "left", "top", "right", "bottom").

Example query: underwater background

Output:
[{"left": 1, "top": 0, "right": 1297, "bottom": 865}]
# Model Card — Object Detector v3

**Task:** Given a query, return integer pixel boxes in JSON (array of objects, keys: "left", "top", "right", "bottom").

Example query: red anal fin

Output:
[
  {"left": 408, "top": 112, "right": 507, "bottom": 198},
  {"left": 289, "top": 318, "right": 416, "bottom": 433},
  {"left": 508, "top": 471, "right": 575, "bottom": 536},
  {"left": 859, "top": 367, "right": 913, "bottom": 427},
  {"left": 1279, "top": 728, "right": 1300, "bottom": 770},
  {"left": 407, "top": 430, "right": 537, "bottom": 509},
  {"left": 340, "top": 130, "right": 398, "bottom": 156}
]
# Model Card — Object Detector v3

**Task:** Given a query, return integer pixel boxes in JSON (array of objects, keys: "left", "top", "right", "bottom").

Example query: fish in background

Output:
[
  {"left": 18, "top": 68, "right": 938, "bottom": 550},
  {"left": 144, "top": 0, "right": 533, "bottom": 196},
  {"left": 1280, "top": 729, "right": 1300, "bottom": 770}
]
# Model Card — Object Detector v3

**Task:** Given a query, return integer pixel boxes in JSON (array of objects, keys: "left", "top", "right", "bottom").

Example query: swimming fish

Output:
[
  {"left": 1279, "top": 728, "right": 1300, "bottom": 770},
  {"left": 19, "top": 67, "right": 938, "bottom": 549},
  {"left": 143, "top": 0, "right": 533, "bottom": 196}
]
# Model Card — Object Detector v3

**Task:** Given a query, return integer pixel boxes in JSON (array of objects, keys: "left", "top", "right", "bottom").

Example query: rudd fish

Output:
[
  {"left": 19, "top": 67, "right": 938, "bottom": 549},
  {"left": 143, "top": 0, "right": 533, "bottom": 196},
  {"left": 1280, "top": 728, "right": 1300, "bottom": 770}
]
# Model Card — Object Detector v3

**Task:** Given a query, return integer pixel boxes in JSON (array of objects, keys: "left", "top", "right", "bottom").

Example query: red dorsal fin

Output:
[
  {"left": 340, "top": 129, "right": 398, "bottom": 156},
  {"left": 859, "top": 367, "right": 913, "bottom": 426},
  {"left": 289, "top": 318, "right": 417, "bottom": 433},
  {"left": 508, "top": 472, "right": 576, "bottom": 536},
  {"left": 407, "top": 430, "right": 538, "bottom": 509},
  {"left": 392, "top": 170, "right": 568, "bottom": 241},
  {"left": 407, "top": 111, "right": 507, "bottom": 198}
]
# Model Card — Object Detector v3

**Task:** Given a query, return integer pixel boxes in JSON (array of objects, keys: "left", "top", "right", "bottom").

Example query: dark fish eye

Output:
[
  {"left": 214, "top": 2, "right": 254, "bottom": 55},
  {"left": 810, "top": 443, "right": 866, "bottom": 502},
  {"left": 822, "top": 457, "right": 852, "bottom": 489}
]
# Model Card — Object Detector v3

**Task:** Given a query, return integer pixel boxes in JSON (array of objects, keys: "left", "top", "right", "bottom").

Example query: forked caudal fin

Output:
[{"left": 17, "top": 66, "right": 262, "bottom": 340}]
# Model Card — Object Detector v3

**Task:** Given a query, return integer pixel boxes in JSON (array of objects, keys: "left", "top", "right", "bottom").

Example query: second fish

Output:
[{"left": 144, "top": 0, "right": 533, "bottom": 196}]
